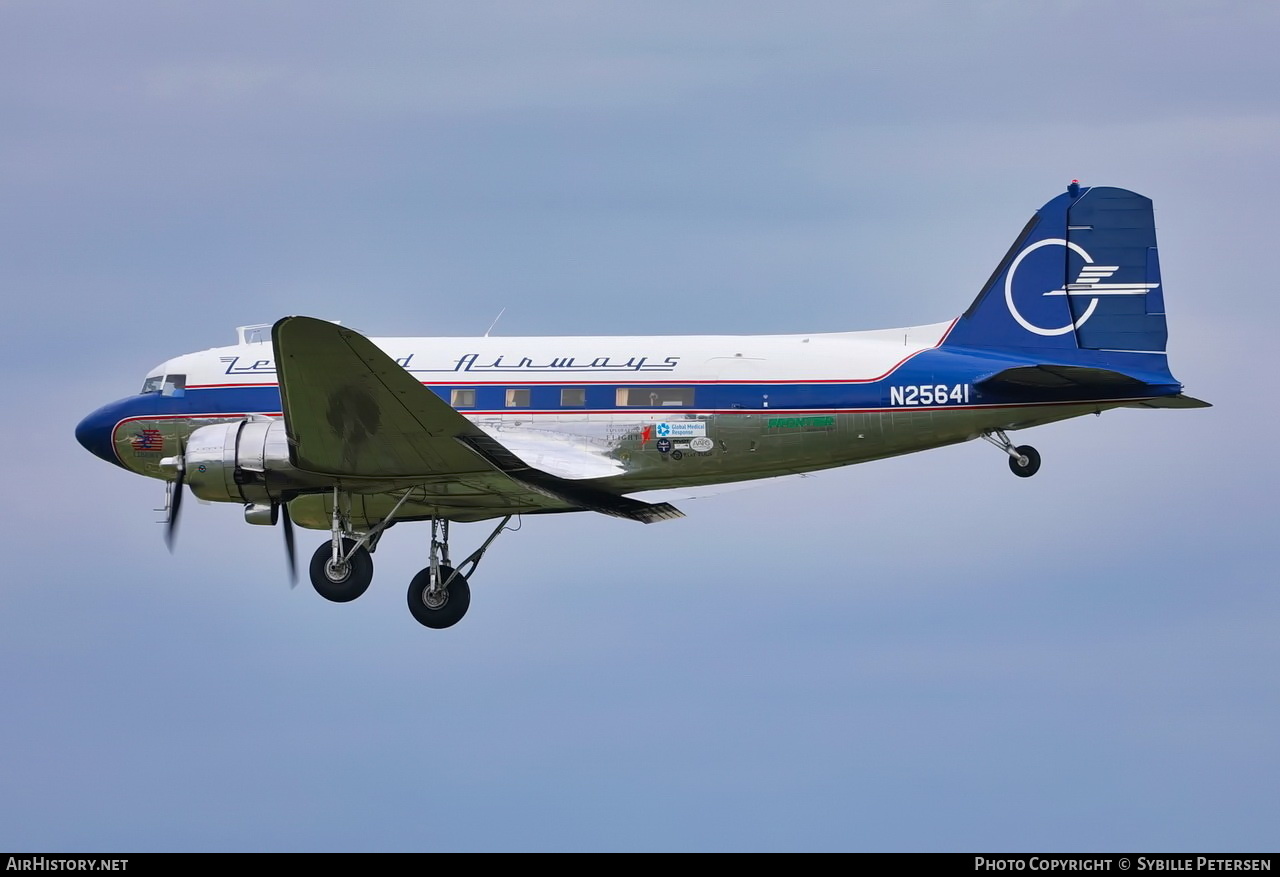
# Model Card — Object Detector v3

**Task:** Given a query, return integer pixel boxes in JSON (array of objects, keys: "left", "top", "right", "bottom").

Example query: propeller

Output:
[
  {"left": 160, "top": 455, "right": 186, "bottom": 552},
  {"left": 159, "top": 447, "right": 296, "bottom": 585},
  {"left": 280, "top": 498, "right": 297, "bottom": 586}
]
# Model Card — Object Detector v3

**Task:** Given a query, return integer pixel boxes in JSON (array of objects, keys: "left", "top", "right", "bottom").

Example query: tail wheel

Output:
[
  {"left": 407, "top": 565, "right": 471, "bottom": 629},
  {"left": 1008, "top": 445, "right": 1041, "bottom": 478}
]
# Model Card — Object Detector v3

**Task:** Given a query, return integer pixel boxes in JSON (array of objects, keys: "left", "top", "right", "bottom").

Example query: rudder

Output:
[{"left": 945, "top": 183, "right": 1169, "bottom": 356}]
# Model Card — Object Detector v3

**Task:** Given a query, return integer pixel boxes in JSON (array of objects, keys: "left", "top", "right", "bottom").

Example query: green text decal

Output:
[{"left": 767, "top": 416, "right": 835, "bottom": 429}]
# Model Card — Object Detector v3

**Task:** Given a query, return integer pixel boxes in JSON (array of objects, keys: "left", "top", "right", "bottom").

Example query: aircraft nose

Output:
[{"left": 76, "top": 403, "right": 126, "bottom": 469}]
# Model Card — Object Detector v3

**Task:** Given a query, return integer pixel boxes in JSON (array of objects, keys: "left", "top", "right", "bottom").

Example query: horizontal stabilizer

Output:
[
  {"left": 976, "top": 365, "right": 1148, "bottom": 391},
  {"left": 1124, "top": 394, "right": 1212, "bottom": 409}
]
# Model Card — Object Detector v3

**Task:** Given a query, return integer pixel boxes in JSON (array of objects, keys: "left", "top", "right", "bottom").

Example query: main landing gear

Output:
[
  {"left": 406, "top": 515, "right": 513, "bottom": 629},
  {"left": 308, "top": 486, "right": 408, "bottom": 604},
  {"left": 982, "top": 429, "right": 1041, "bottom": 478},
  {"left": 305, "top": 488, "right": 514, "bottom": 629},
  {"left": 310, "top": 537, "right": 374, "bottom": 602}
]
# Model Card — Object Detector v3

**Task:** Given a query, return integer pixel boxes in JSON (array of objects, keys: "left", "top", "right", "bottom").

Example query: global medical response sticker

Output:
[{"left": 655, "top": 422, "right": 706, "bottom": 439}]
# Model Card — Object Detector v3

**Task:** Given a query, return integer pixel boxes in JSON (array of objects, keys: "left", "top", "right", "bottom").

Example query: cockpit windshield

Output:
[{"left": 140, "top": 374, "right": 186, "bottom": 396}]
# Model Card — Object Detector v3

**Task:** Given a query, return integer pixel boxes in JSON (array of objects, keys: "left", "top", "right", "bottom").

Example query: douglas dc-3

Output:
[{"left": 76, "top": 183, "right": 1207, "bottom": 629}]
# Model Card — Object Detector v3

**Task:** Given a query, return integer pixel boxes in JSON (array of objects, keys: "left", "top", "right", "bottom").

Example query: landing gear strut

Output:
[
  {"left": 983, "top": 429, "right": 1041, "bottom": 478},
  {"left": 304, "top": 487, "right": 515, "bottom": 628},
  {"left": 308, "top": 487, "right": 415, "bottom": 602},
  {"left": 407, "top": 515, "right": 513, "bottom": 629}
]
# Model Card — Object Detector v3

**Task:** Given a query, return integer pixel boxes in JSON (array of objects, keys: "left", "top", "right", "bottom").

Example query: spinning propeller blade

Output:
[
  {"left": 281, "top": 500, "right": 297, "bottom": 586},
  {"left": 164, "top": 467, "right": 184, "bottom": 553}
]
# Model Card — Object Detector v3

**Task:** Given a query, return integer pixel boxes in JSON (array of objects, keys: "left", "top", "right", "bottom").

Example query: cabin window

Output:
[
  {"left": 505, "top": 388, "right": 531, "bottom": 407},
  {"left": 560, "top": 388, "right": 586, "bottom": 407},
  {"left": 451, "top": 389, "right": 475, "bottom": 408},
  {"left": 615, "top": 387, "right": 694, "bottom": 408},
  {"left": 141, "top": 375, "right": 164, "bottom": 394}
]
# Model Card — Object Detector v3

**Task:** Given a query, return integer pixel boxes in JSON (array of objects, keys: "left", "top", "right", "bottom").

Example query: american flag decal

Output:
[{"left": 132, "top": 428, "right": 164, "bottom": 452}]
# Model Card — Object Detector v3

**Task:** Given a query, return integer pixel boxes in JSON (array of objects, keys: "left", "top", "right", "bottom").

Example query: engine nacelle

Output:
[{"left": 183, "top": 419, "right": 301, "bottom": 505}]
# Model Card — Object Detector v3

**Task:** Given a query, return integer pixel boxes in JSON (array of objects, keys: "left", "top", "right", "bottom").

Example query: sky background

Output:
[{"left": 2, "top": 1, "right": 1277, "bottom": 852}]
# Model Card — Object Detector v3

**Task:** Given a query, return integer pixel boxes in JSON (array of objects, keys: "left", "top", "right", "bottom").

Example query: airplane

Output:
[{"left": 75, "top": 182, "right": 1208, "bottom": 629}]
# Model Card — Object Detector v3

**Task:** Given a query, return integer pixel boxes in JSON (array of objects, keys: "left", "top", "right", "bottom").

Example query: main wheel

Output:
[
  {"left": 1008, "top": 444, "right": 1041, "bottom": 478},
  {"left": 407, "top": 565, "right": 471, "bottom": 629},
  {"left": 309, "top": 538, "right": 374, "bottom": 602}
]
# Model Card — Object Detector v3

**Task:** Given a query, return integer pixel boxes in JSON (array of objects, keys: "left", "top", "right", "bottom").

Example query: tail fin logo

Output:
[{"left": 1006, "top": 239, "right": 1158, "bottom": 337}]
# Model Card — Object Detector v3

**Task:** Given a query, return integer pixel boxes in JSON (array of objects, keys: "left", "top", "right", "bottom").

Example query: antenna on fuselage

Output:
[{"left": 484, "top": 307, "right": 507, "bottom": 338}]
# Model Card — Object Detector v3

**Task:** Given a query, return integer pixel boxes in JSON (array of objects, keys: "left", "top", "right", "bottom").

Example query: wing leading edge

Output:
[{"left": 271, "top": 316, "right": 682, "bottom": 523}]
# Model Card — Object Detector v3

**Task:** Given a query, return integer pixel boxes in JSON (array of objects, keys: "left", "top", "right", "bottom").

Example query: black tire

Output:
[
  {"left": 1008, "top": 445, "right": 1041, "bottom": 478},
  {"left": 309, "top": 538, "right": 374, "bottom": 602},
  {"left": 407, "top": 565, "right": 471, "bottom": 629}
]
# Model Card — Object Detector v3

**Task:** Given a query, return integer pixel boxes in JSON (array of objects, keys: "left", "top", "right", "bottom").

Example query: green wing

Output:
[
  {"left": 271, "top": 316, "right": 682, "bottom": 523},
  {"left": 273, "top": 316, "right": 502, "bottom": 478}
]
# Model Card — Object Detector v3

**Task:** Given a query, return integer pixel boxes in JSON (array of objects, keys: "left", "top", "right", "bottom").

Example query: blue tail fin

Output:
[{"left": 944, "top": 184, "right": 1168, "bottom": 356}]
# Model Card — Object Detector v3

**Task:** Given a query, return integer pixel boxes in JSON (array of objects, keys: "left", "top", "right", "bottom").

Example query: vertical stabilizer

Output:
[{"left": 944, "top": 184, "right": 1168, "bottom": 356}]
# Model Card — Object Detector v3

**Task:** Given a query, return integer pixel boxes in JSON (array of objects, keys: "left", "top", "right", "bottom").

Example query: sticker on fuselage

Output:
[
  {"left": 689, "top": 436, "right": 714, "bottom": 453},
  {"left": 655, "top": 422, "right": 706, "bottom": 438},
  {"left": 131, "top": 428, "right": 164, "bottom": 453},
  {"left": 655, "top": 438, "right": 672, "bottom": 454}
]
